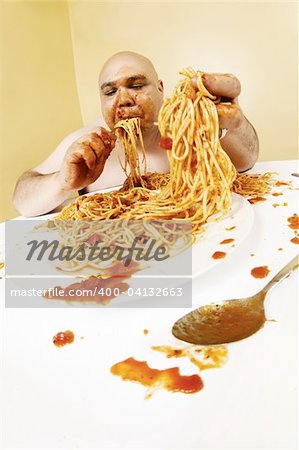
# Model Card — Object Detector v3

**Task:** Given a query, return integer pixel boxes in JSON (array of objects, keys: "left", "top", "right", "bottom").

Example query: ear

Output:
[{"left": 158, "top": 80, "right": 164, "bottom": 94}]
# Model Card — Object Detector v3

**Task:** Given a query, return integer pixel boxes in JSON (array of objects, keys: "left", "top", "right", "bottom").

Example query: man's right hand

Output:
[{"left": 57, "top": 127, "right": 116, "bottom": 191}]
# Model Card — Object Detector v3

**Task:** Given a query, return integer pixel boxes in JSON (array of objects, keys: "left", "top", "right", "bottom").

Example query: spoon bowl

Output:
[{"left": 172, "top": 256, "right": 298, "bottom": 345}]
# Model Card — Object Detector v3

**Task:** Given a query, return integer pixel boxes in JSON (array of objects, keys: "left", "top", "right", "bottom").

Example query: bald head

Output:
[
  {"left": 99, "top": 51, "right": 164, "bottom": 132},
  {"left": 99, "top": 51, "right": 160, "bottom": 87}
]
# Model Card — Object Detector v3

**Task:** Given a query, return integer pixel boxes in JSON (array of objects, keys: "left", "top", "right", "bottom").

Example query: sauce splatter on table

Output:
[
  {"left": 212, "top": 251, "right": 226, "bottom": 260},
  {"left": 251, "top": 266, "right": 270, "bottom": 278},
  {"left": 53, "top": 330, "right": 74, "bottom": 348},
  {"left": 111, "top": 357, "right": 203, "bottom": 397}
]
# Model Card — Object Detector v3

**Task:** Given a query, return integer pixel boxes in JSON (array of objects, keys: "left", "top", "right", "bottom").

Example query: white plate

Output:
[{"left": 1, "top": 192, "right": 253, "bottom": 307}]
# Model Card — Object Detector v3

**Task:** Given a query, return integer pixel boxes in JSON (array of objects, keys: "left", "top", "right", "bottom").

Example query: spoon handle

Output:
[{"left": 261, "top": 255, "right": 298, "bottom": 295}]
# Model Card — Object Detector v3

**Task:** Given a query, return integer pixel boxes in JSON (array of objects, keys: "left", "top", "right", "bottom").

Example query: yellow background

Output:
[{"left": 1, "top": 1, "right": 298, "bottom": 221}]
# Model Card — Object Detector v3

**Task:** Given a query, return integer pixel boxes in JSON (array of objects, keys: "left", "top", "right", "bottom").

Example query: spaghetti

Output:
[
  {"left": 58, "top": 68, "right": 236, "bottom": 233},
  {"left": 232, "top": 172, "right": 274, "bottom": 196},
  {"left": 47, "top": 68, "right": 272, "bottom": 274},
  {"left": 114, "top": 118, "right": 147, "bottom": 189}
]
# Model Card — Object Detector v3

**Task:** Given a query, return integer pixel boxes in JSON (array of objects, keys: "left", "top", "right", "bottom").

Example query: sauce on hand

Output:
[{"left": 111, "top": 357, "right": 203, "bottom": 397}]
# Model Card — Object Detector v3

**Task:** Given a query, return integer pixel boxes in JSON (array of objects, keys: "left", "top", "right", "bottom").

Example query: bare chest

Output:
[{"left": 86, "top": 145, "right": 170, "bottom": 192}]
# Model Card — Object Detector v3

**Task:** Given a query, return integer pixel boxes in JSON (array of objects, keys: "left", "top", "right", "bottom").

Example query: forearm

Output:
[
  {"left": 221, "top": 117, "right": 259, "bottom": 172},
  {"left": 13, "top": 171, "right": 77, "bottom": 217}
]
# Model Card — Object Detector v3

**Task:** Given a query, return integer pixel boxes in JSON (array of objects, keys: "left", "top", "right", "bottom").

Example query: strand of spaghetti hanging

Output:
[{"left": 114, "top": 118, "right": 147, "bottom": 189}]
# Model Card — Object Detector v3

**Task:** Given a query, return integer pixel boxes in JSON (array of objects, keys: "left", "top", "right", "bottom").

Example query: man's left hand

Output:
[
  {"left": 192, "top": 72, "right": 243, "bottom": 130},
  {"left": 191, "top": 72, "right": 258, "bottom": 172}
]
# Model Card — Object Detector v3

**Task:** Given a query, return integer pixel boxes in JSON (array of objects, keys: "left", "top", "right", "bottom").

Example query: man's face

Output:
[{"left": 99, "top": 57, "right": 163, "bottom": 132}]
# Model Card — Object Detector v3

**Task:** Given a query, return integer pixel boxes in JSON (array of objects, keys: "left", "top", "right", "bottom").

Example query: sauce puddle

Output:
[{"left": 111, "top": 357, "right": 203, "bottom": 398}]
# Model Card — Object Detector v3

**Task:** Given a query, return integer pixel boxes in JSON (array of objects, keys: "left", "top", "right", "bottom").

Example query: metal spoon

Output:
[{"left": 172, "top": 255, "right": 298, "bottom": 345}]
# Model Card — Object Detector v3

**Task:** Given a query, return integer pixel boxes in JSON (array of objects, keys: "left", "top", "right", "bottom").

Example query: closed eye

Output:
[
  {"left": 130, "top": 84, "right": 145, "bottom": 89},
  {"left": 104, "top": 89, "right": 117, "bottom": 96}
]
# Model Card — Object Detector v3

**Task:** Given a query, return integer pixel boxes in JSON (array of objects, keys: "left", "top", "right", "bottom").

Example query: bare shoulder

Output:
[{"left": 33, "top": 119, "right": 107, "bottom": 175}]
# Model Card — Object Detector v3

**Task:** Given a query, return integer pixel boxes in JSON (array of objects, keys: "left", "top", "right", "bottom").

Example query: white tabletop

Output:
[{"left": 1, "top": 160, "right": 298, "bottom": 450}]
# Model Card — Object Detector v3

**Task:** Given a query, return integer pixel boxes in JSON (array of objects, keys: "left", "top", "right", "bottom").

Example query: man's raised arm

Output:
[{"left": 13, "top": 127, "right": 116, "bottom": 217}]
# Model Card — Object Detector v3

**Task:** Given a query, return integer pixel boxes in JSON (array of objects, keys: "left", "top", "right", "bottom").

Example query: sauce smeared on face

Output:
[
  {"left": 251, "top": 266, "right": 270, "bottom": 279},
  {"left": 110, "top": 357, "right": 203, "bottom": 397},
  {"left": 53, "top": 330, "right": 74, "bottom": 347},
  {"left": 212, "top": 251, "right": 226, "bottom": 260}
]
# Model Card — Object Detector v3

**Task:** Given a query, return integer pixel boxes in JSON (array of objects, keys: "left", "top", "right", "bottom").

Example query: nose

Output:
[{"left": 116, "top": 87, "right": 135, "bottom": 107}]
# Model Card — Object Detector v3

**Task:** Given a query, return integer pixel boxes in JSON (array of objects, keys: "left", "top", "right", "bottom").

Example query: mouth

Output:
[{"left": 115, "top": 106, "right": 144, "bottom": 121}]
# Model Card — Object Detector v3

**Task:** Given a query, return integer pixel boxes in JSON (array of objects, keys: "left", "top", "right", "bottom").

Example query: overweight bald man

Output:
[{"left": 13, "top": 51, "right": 259, "bottom": 217}]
